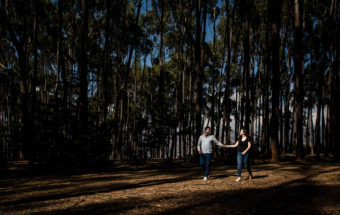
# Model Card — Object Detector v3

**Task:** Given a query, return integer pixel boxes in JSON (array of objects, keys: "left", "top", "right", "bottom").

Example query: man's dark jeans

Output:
[{"left": 200, "top": 153, "right": 211, "bottom": 177}]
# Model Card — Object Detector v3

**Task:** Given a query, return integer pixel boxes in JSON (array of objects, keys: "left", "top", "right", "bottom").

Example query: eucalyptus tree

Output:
[
  {"left": 269, "top": 0, "right": 283, "bottom": 161},
  {"left": 1, "top": 0, "right": 33, "bottom": 162},
  {"left": 292, "top": 0, "right": 304, "bottom": 159}
]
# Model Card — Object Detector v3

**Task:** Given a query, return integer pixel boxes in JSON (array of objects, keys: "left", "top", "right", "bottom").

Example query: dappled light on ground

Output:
[{"left": 1, "top": 159, "right": 340, "bottom": 214}]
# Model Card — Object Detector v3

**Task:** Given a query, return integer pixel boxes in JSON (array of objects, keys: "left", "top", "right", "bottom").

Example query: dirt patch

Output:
[{"left": 1, "top": 159, "right": 340, "bottom": 215}]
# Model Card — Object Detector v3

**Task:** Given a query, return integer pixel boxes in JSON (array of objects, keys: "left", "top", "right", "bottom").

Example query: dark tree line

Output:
[{"left": 0, "top": 0, "right": 339, "bottom": 167}]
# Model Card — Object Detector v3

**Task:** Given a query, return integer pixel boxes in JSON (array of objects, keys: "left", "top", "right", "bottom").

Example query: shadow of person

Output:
[
  {"left": 212, "top": 174, "right": 232, "bottom": 179},
  {"left": 251, "top": 175, "right": 269, "bottom": 179}
]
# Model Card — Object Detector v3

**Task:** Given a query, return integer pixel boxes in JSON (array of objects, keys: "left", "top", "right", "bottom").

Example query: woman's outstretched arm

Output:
[{"left": 223, "top": 141, "right": 239, "bottom": 148}]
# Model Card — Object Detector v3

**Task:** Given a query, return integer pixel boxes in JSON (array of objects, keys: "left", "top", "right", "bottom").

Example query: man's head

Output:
[{"left": 204, "top": 126, "right": 211, "bottom": 135}]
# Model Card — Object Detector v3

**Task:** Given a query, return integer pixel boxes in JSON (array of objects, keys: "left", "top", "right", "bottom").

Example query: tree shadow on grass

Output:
[
  {"left": 160, "top": 184, "right": 340, "bottom": 215},
  {"left": 30, "top": 195, "right": 180, "bottom": 215},
  {"left": 0, "top": 175, "right": 124, "bottom": 197},
  {"left": 2, "top": 160, "right": 340, "bottom": 214},
  {"left": 0, "top": 162, "right": 205, "bottom": 202},
  {"left": 0, "top": 172, "right": 201, "bottom": 207},
  {"left": 27, "top": 181, "right": 340, "bottom": 215}
]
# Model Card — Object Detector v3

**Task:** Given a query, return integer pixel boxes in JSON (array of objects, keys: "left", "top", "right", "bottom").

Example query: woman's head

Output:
[{"left": 240, "top": 128, "right": 248, "bottom": 137}]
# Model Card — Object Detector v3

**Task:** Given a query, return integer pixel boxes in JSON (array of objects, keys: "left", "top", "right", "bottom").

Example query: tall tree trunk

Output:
[
  {"left": 293, "top": 0, "right": 304, "bottom": 159},
  {"left": 309, "top": 106, "right": 315, "bottom": 155},
  {"left": 223, "top": 1, "right": 233, "bottom": 146},
  {"left": 335, "top": 75, "right": 340, "bottom": 157},
  {"left": 102, "top": 0, "right": 113, "bottom": 123},
  {"left": 158, "top": 0, "right": 166, "bottom": 160},
  {"left": 284, "top": 55, "right": 292, "bottom": 155},
  {"left": 269, "top": 0, "right": 282, "bottom": 161},
  {"left": 133, "top": 56, "right": 138, "bottom": 155},
  {"left": 244, "top": 0, "right": 251, "bottom": 131},
  {"left": 182, "top": 54, "right": 187, "bottom": 159},
  {"left": 31, "top": 1, "right": 39, "bottom": 163},
  {"left": 334, "top": 23, "right": 340, "bottom": 159},
  {"left": 328, "top": 2, "right": 337, "bottom": 157},
  {"left": 194, "top": 0, "right": 204, "bottom": 153},
  {"left": 57, "top": 0, "right": 69, "bottom": 165},
  {"left": 290, "top": 101, "right": 295, "bottom": 153},
  {"left": 279, "top": 93, "right": 284, "bottom": 154},
  {"left": 5, "top": 95, "right": 11, "bottom": 161},
  {"left": 327, "top": 49, "right": 335, "bottom": 156},
  {"left": 79, "top": 0, "right": 89, "bottom": 150},
  {"left": 322, "top": 101, "right": 326, "bottom": 153},
  {"left": 235, "top": 85, "right": 239, "bottom": 141},
  {"left": 262, "top": 30, "right": 270, "bottom": 157},
  {"left": 315, "top": 98, "right": 321, "bottom": 156},
  {"left": 306, "top": 108, "right": 310, "bottom": 153},
  {"left": 256, "top": 98, "right": 261, "bottom": 147},
  {"left": 58, "top": 0, "right": 68, "bottom": 118},
  {"left": 315, "top": 54, "right": 323, "bottom": 156},
  {"left": 189, "top": 53, "right": 193, "bottom": 158},
  {"left": 250, "top": 57, "right": 256, "bottom": 139}
]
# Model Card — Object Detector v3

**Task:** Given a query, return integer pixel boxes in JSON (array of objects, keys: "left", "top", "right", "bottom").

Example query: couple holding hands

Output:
[{"left": 197, "top": 126, "right": 253, "bottom": 182}]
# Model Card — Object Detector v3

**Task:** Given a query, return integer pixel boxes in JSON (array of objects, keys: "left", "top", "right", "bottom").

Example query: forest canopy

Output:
[{"left": 0, "top": 0, "right": 339, "bottom": 167}]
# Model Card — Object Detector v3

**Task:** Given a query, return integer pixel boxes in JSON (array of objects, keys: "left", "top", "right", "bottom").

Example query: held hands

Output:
[
  {"left": 223, "top": 143, "right": 238, "bottom": 148},
  {"left": 199, "top": 150, "right": 203, "bottom": 154}
]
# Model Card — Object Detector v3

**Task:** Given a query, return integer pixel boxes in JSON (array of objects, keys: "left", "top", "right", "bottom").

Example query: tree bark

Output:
[
  {"left": 243, "top": 0, "right": 251, "bottom": 131},
  {"left": 309, "top": 106, "right": 315, "bottom": 155},
  {"left": 293, "top": 0, "right": 304, "bottom": 160},
  {"left": 194, "top": 0, "right": 204, "bottom": 153},
  {"left": 269, "top": 0, "right": 282, "bottom": 161},
  {"left": 102, "top": 0, "right": 113, "bottom": 123},
  {"left": 327, "top": 47, "right": 335, "bottom": 156},
  {"left": 334, "top": 23, "right": 340, "bottom": 159},
  {"left": 31, "top": 1, "right": 39, "bottom": 163},
  {"left": 79, "top": 0, "right": 89, "bottom": 139}
]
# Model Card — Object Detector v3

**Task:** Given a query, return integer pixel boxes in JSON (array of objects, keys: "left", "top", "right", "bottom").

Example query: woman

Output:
[{"left": 225, "top": 129, "right": 253, "bottom": 181}]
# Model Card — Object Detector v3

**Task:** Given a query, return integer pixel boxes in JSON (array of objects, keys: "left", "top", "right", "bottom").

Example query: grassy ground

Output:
[{"left": 1, "top": 156, "right": 340, "bottom": 215}]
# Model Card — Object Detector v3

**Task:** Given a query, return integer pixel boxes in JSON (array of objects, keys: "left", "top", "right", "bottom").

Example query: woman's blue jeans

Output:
[
  {"left": 237, "top": 151, "right": 252, "bottom": 177},
  {"left": 200, "top": 153, "right": 211, "bottom": 177}
]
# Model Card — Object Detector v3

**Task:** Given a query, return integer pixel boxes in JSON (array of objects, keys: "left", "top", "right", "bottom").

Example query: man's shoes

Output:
[{"left": 203, "top": 176, "right": 208, "bottom": 181}]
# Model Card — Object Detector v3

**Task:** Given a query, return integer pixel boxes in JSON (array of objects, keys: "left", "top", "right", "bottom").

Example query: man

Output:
[{"left": 197, "top": 126, "right": 225, "bottom": 180}]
